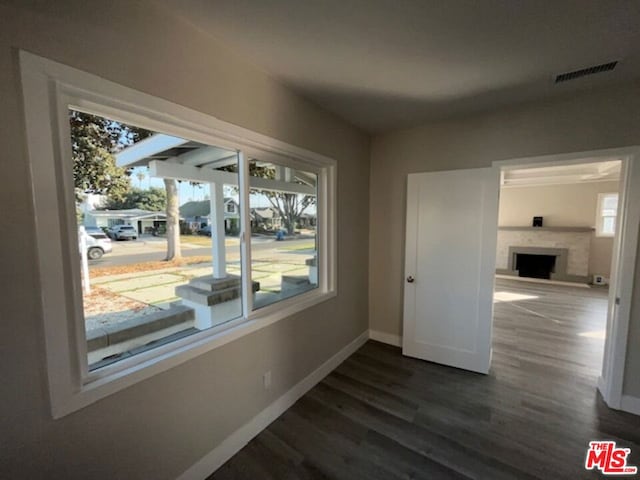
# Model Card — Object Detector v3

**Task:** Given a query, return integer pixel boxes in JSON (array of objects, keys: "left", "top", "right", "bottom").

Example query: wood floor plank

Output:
[{"left": 209, "top": 279, "right": 640, "bottom": 479}]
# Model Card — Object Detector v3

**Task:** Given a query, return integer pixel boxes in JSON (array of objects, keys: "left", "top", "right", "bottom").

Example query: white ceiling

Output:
[
  {"left": 502, "top": 160, "right": 621, "bottom": 187},
  {"left": 154, "top": 0, "right": 640, "bottom": 133}
]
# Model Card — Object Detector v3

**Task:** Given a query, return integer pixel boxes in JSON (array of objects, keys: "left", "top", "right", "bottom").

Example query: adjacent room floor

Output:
[{"left": 211, "top": 279, "right": 640, "bottom": 479}]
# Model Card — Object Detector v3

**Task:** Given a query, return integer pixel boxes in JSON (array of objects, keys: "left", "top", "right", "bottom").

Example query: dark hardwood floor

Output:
[{"left": 210, "top": 279, "right": 640, "bottom": 479}]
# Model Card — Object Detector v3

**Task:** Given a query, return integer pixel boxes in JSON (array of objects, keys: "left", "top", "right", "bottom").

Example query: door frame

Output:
[{"left": 493, "top": 146, "right": 640, "bottom": 411}]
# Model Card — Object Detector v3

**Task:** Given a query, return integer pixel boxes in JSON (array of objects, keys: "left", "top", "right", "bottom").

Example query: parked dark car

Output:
[{"left": 197, "top": 225, "right": 212, "bottom": 237}]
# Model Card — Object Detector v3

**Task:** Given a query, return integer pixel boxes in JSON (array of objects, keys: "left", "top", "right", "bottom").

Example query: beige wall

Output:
[
  {"left": 369, "top": 81, "right": 640, "bottom": 399},
  {"left": 0, "top": 1, "right": 369, "bottom": 478},
  {"left": 498, "top": 181, "right": 619, "bottom": 277}
]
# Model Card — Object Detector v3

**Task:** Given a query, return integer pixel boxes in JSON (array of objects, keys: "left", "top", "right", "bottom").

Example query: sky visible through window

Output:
[{"left": 129, "top": 165, "right": 315, "bottom": 213}]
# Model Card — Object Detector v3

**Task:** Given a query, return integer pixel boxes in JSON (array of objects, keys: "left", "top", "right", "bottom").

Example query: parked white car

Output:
[
  {"left": 78, "top": 228, "right": 113, "bottom": 260},
  {"left": 107, "top": 224, "right": 138, "bottom": 240}
]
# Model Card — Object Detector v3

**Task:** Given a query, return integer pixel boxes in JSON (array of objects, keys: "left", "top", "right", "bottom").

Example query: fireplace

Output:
[
  {"left": 499, "top": 246, "right": 573, "bottom": 282},
  {"left": 495, "top": 227, "right": 592, "bottom": 284},
  {"left": 515, "top": 253, "right": 556, "bottom": 279}
]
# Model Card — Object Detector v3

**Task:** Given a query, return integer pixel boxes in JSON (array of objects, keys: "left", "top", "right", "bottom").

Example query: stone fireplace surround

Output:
[{"left": 495, "top": 226, "right": 593, "bottom": 283}]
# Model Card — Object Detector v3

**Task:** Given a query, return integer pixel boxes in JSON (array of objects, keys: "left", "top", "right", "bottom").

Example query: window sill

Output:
[{"left": 54, "top": 288, "right": 336, "bottom": 418}]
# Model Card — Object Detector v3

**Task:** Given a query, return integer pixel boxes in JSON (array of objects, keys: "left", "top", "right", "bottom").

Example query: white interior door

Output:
[{"left": 403, "top": 168, "right": 500, "bottom": 374}]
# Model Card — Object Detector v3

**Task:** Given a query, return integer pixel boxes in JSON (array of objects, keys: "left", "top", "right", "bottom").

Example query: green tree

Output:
[
  {"left": 104, "top": 187, "right": 167, "bottom": 211},
  {"left": 221, "top": 162, "right": 316, "bottom": 235},
  {"left": 70, "top": 110, "right": 185, "bottom": 261},
  {"left": 70, "top": 110, "right": 151, "bottom": 201},
  {"left": 249, "top": 163, "right": 316, "bottom": 235}
]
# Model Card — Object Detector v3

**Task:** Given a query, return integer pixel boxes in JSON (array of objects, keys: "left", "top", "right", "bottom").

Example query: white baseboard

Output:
[
  {"left": 620, "top": 395, "right": 640, "bottom": 416},
  {"left": 368, "top": 329, "right": 402, "bottom": 347},
  {"left": 177, "top": 330, "right": 369, "bottom": 480}
]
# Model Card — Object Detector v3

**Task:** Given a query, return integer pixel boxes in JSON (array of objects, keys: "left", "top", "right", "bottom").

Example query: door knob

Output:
[{"left": 406, "top": 276, "right": 415, "bottom": 283}]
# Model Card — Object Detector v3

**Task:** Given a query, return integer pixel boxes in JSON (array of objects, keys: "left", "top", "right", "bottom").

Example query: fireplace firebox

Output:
[
  {"left": 498, "top": 246, "right": 572, "bottom": 282},
  {"left": 515, "top": 253, "right": 556, "bottom": 279}
]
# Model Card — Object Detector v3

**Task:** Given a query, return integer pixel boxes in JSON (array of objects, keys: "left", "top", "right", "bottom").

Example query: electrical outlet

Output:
[{"left": 263, "top": 371, "right": 272, "bottom": 390}]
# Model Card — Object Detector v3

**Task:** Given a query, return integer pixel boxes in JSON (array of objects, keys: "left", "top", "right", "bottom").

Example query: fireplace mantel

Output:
[{"left": 498, "top": 226, "right": 594, "bottom": 233}]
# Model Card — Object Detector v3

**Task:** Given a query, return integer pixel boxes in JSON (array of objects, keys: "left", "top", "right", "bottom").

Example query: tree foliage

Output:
[
  {"left": 103, "top": 187, "right": 167, "bottom": 211},
  {"left": 265, "top": 192, "right": 315, "bottom": 235},
  {"left": 250, "top": 164, "right": 315, "bottom": 235},
  {"left": 69, "top": 110, "right": 152, "bottom": 200},
  {"left": 221, "top": 162, "right": 316, "bottom": 235},
  {"left": 70, "top": 110, "right": 182, "bottom": 261}
]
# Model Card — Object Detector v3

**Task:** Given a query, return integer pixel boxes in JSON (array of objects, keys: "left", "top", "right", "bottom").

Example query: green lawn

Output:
[
  {"left": 278, "top": 242, "right": 315, "bottom": 251},
  {"left": 180, "top": 235, "right": 240, "bottom": 247},
  {"left": 180, "top": 235, "right": 212, "bottom": 246}
]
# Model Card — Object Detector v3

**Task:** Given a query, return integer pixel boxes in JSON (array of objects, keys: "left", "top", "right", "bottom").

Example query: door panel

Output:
[{"left": 403, "top": 168, "right": 500, "bottom": 374}]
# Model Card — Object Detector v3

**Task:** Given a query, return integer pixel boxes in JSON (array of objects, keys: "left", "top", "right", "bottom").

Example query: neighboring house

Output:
[
  {"left": 179, "top": 198, "right": 239, "bottom": 233},
  {"left": 298, "top": 212, "right": 317, "bottom": 228},
  {"left": 251, "top": 207, "right": 282, "bottom": 231},
  {"left": 84, "top": 208, "right": 168, "bottom": 235}
]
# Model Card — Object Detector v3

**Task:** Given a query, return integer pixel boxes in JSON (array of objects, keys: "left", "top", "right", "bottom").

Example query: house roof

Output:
[
  {"left": 180, "top": 198, "right": 237, "bottom": 218},
  {"left": 180, "top": 201, "right": 209, "bottom": 217},
  {"left": 87, "top": 209, "right": 169, "bottom": 220}
]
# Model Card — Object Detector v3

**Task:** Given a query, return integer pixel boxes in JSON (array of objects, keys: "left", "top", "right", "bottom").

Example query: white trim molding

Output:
[
  {"left": 369, "top": 329, "right": 402, "bottom": 347},
  {"left": 177, "top": 331, "right": 369, "bottom": 480}
]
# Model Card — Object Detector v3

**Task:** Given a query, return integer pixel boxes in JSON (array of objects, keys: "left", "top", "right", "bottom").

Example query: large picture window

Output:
[
  {"left": 20, "top": 51, "right": 336, "bottom": 417},
  {"left": 71, "top": 109, "right": 246, "bottom": 371}
]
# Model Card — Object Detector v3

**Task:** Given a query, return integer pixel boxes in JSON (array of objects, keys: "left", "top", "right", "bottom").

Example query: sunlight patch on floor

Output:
[
  {"left": 578, "top": 330, "right": 606, "bottom": 339},
  {"left": 493, "top": 291, "right": 539, "bottom": 303}
]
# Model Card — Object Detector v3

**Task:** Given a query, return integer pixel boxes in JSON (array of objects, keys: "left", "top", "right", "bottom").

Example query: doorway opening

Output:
[
  {"left": 492, "top": 156, "right": 626, "bottom": 405},
  {"left": 402, "top": 147, "right": 638, "bottom": 414}
]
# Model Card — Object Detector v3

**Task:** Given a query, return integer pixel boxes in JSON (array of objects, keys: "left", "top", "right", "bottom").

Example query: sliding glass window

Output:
[
  {"left": 70, "top": 109, "right": 243, "bottom": 370},
  {"left": 246, "top": 158, "right": 319, "bottom": 309}
]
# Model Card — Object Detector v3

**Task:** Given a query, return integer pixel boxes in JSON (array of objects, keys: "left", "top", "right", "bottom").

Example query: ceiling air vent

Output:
[{"left": 555, "top": 61, "right": 618, "bottom": 83}]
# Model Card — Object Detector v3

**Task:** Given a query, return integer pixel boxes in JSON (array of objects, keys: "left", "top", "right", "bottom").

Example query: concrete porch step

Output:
[
  {"left": 86, "top": 304, "right": 195, "bottom": 353},
  {"left": 175, "top": 284, "right": 243, "bottom": 307},
  {"left": 176, "top": 274, "right": 260, "bottom": 307},
  {"left": 189, "top": 274, "right": 244, "bottom": 292}
]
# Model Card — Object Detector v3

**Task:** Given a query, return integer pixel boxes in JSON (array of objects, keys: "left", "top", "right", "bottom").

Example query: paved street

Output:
[{"left": 89, "top": 235, "right": 314, "bottom": 268}]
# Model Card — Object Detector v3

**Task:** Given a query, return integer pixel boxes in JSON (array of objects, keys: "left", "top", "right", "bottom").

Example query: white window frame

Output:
[
  {"left": 19, "top": 51, "right": 337, "bottom": 418},
  {"left": 596, "top": 192, "right": 619, "bottom": 237}
]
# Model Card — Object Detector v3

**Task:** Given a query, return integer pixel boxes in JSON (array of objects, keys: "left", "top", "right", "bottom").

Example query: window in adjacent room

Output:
[{"left": 596, "top": 193, "right": 618, "bottom": 237}]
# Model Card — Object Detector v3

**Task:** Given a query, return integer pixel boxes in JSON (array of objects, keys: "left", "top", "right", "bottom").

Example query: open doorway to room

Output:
[{"left": 492, "top": 159, "right": 622, "bottom": 397}]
